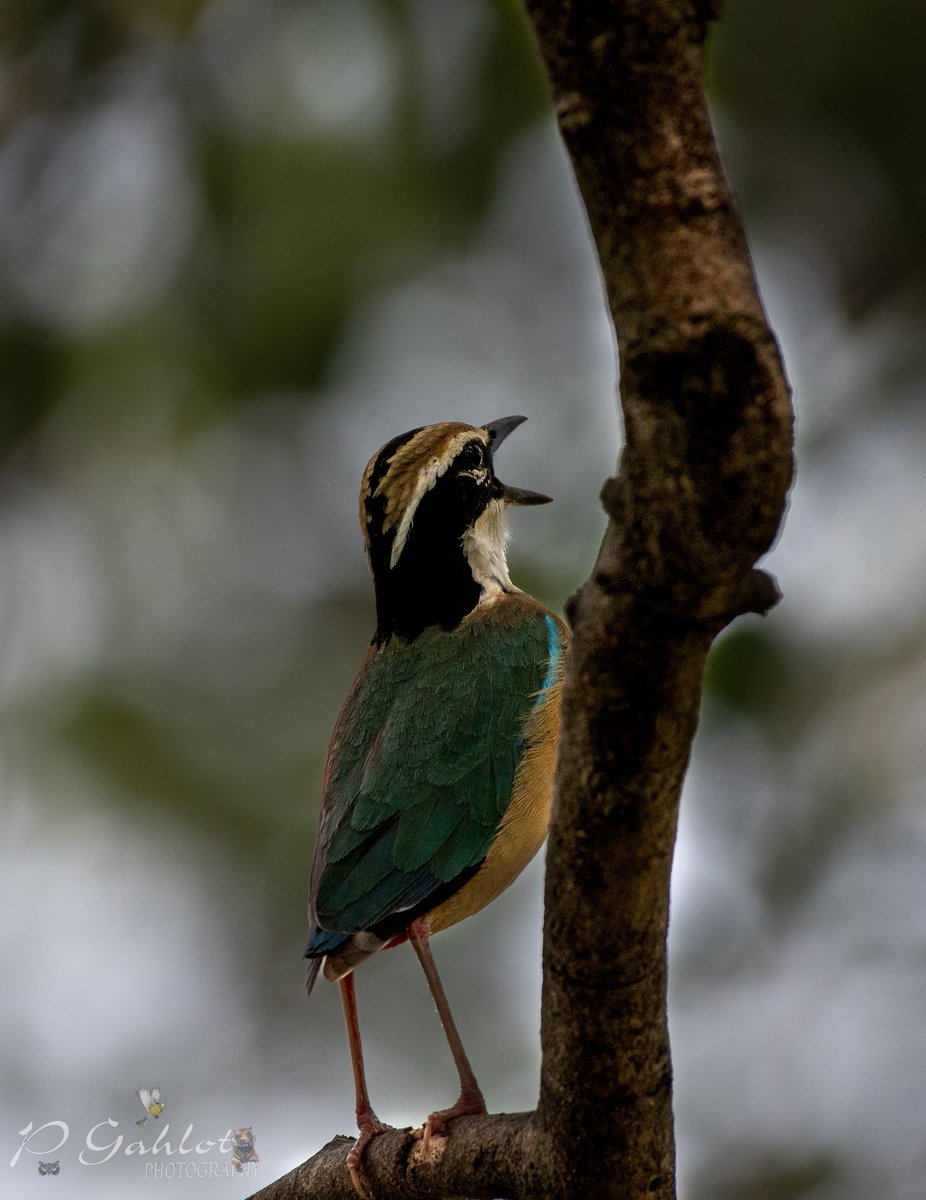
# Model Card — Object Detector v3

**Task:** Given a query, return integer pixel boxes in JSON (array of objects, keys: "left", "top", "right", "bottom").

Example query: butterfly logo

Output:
[{"left": 135, "top": 1086, "right": 165, "bottom": 1125}]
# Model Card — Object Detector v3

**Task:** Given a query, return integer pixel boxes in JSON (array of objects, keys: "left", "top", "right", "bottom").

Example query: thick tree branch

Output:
[
  {"left": 529, "top": 3, "right": 793, "bottom": 1198},
  {"left": 251, "top": 2, "right": 793, "bottom": 1198}
]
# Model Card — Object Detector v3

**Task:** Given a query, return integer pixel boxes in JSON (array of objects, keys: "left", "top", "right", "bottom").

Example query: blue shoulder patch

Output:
[{"left": 533, "top": 614, "right": 563, "bottom": 708}]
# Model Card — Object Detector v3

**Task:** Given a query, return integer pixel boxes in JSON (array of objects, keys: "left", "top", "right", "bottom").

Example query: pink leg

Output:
[
  {"left": 339, "top": 972, "right": 391, "bottom": 1197},
  {"left": 407, "top": 920, "right": 487, "bottom": 1147}
]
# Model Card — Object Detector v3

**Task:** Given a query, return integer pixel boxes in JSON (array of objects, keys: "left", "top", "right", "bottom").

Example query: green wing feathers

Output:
[{"left": 313, "top": 604, "right": 559, "bottom": 933}]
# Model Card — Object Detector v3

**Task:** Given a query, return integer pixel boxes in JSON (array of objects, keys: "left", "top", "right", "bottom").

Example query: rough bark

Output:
[
  {"left": 248, "top": 1114, "right": 534, "bottom": 1200},
  {"left": 250, "top": 1, "right": 793, "bottom": 1198},
  {"left": 526, "top": 3, "right": 792, "bottom": 1198}
]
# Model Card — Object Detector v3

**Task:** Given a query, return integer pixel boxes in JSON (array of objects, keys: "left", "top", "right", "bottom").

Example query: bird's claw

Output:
[
  {"left": 421, "top": 1086, "right": 487, "bottom": 1152},
  {"left": 346, "top": 1114, "right": 392, "bottom": 1199},
  {"left": 348, "top": 1161, "right": 372, "bottom": 1200}
]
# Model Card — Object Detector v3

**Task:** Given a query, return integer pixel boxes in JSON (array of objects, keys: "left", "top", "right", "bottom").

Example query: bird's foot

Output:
[
  {"left": 346, "top": 1110, "right": 392, "bottom": 1199},
  {"left": 421, "top": 1085, "right": 487, "bottom": 1151}
]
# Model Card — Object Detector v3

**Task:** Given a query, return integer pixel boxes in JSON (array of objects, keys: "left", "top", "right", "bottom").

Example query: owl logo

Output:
[
  {"left": 38, "top": 1160, "right": 60, "bottom": 1175},
  {"left": 230, "top": 1127, "right": 259, "bottom": 1173},
  {"left": 135, "top": 1086, "right": 165, "bottom": 1125}
]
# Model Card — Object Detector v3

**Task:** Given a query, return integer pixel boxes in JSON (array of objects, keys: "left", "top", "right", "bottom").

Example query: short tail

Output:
[
  {"left": 304, "top": 928, "right": 386, "bottom": 994},
  {"left": 305, "top": 956, "right": 323, "bottom": 996},
  {"left": 305, "top": 926, "right": 349, "bottom": 996}
]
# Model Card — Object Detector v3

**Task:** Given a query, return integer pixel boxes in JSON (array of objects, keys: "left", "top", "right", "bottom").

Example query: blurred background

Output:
[{"left": 1, "top": 1, "right": 924, "bottom": 1197}]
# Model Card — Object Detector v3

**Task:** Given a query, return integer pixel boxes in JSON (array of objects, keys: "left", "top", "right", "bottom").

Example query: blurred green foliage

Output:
[
  {"left": 0, "top": 0, "right": 548, "bottom": 454},
  {"left": 2, "top": 3, "right": 925, "bottom": 1199}
]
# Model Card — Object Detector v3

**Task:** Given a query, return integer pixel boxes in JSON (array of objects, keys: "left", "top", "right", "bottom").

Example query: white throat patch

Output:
[{"left": 461, "top": 499, "right": 513, "bottom": 596}]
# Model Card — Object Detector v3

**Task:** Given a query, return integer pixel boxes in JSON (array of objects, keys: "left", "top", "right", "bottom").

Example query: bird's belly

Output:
[{"left": 425, "top": 689, "right": 560, "bottom": 933}]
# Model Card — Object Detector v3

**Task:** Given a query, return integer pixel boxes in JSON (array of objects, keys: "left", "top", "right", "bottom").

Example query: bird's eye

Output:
[{"left": 458, "top": 442, "right": 485, "bottom": 471}]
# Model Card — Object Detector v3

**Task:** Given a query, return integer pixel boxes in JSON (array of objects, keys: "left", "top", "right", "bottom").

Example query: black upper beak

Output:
[
  {"left": 482, "top": 415, "right": 553, "bottom": 506},
  {"left": 484, "top": 414, "right": 528, "bottom": 449}
]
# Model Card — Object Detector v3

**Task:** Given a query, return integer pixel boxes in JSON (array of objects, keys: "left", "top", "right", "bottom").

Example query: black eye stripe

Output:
[{"left": 456, "top": 440, "right": 486, "bottom": 470}]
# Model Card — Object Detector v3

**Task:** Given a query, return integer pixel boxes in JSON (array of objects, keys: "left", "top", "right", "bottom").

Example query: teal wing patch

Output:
[{"left": 312, "top": 608, "right": 559, "bottom": 935}]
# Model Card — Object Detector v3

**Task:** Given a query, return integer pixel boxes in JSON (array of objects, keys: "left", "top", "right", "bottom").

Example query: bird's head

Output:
[{"left": 359, "top": 416, "right": 550, "bottom": 641}]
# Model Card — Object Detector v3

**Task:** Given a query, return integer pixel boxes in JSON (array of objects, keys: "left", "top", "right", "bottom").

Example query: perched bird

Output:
[{"left": 305, "top": 416, "right": 567, "bottom": 1190}]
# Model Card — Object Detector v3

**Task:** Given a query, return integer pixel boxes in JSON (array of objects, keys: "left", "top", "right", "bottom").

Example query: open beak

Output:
[{"left": 483, "top": 415, "right": 553, "bottom": 506}]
